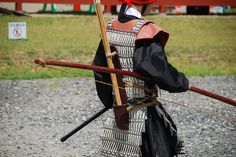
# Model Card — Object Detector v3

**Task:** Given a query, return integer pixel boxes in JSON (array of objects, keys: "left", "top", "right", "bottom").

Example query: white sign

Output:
[{"left": 8, "top": 22, "right": 27, "bottom": 40}]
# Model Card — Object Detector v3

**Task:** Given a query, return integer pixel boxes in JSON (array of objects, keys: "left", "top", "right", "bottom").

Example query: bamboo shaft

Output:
[{"left": 94, "top": 1, "right": 122, "bottom": 106}]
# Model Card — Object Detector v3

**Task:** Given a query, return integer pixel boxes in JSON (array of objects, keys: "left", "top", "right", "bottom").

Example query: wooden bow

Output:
[{"left": 34, "top": 59, "right": 236, "bottom": 107}]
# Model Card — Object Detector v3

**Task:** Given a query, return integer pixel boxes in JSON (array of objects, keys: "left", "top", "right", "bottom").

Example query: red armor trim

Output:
[
  {"left": 108, "top": 19, "right": 140, "bottom": 32},
  {"left": 136, "top": 22, "right": 169, "bottom": 48},
  {"left": 108, "top": 19, "right": 169, "bottom": 48}
]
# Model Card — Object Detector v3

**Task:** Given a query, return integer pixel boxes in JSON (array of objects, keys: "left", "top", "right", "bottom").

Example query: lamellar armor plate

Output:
[{"left": 100, "top": 19, "right": 149, "bottom": 157}]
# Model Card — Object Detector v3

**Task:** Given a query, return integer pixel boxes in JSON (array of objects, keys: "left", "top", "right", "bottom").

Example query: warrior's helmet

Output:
[
  {"left": 119, "top": 0, "right": 157, "bottom": 6},
  {"left": 119, "top": 0, "right": 157, "bottom": 15}
]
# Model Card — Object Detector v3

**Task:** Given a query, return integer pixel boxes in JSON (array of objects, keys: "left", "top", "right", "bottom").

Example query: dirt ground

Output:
[{"left": 0, "top": 77, "right": 236, "bottom": 157}]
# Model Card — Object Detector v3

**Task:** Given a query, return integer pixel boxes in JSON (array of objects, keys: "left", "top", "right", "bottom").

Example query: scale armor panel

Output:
[
  {"left": 100, "top": 109, "right": 147, "bottom": 157},
  {"left": 107, "top": 20, "right": 146, "bottom": 99},
  {"left": 100, "top": 19, "right": 148, "bottom": 157}
]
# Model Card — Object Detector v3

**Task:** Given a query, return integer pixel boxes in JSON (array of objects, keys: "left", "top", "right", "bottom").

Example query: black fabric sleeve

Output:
[
  {"left": 92, "top": 41, "right": 113, "bottom": 108},
  {"left": 133, "top": 37, "right": 189, "bottom": 93}
]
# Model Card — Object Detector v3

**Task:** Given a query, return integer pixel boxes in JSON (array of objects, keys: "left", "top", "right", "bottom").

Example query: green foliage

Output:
[{"left": 0, "top": 15, "right": 235, "bottom": 80}]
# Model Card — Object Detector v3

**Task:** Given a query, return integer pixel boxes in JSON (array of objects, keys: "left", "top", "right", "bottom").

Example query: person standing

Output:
[{"left": 93, "top": 0, "right": 189, "bottom": 156}]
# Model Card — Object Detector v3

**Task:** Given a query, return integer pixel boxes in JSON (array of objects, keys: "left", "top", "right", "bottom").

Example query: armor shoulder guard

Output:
[{"left": 136, "top": 22, "right": 169, "bottom": 48}]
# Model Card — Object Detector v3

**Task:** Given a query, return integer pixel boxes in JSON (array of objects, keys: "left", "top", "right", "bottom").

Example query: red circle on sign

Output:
[{"left": 13, "top": 27, "right": 22, "bottom": 37}]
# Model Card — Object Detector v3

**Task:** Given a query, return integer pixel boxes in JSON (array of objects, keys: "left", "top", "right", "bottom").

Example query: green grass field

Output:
[{"left": 0, "top": 15, "right": 236, "bottom": 80}]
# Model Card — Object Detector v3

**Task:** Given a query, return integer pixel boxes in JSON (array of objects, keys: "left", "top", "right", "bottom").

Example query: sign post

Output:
[{"left": 8, "top": 22, "right": 27, "bottom": 40}]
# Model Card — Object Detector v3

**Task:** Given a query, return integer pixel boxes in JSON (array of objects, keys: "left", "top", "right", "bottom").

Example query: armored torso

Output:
[
  {"left": 100, "top": 19, "right": 149, "bottom": 157},
  {"left": 107, "top": 18, "right": 148, "bottom": 99},
  {"left": 99, "top": 16, "right": 183, "bottom": 157}
]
